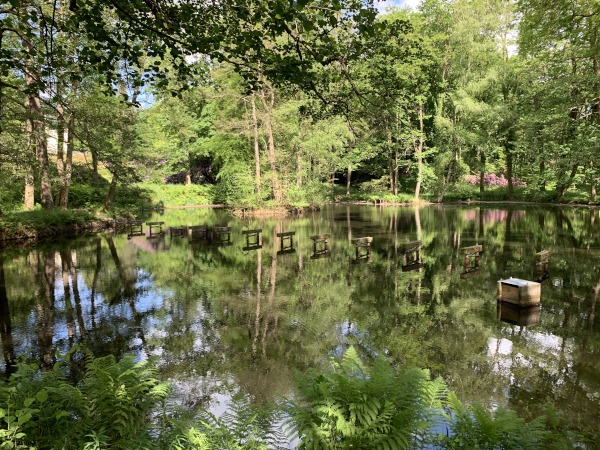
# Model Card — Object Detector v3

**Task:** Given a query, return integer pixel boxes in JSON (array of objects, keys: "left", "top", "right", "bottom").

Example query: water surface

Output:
[{"left": 1, "top": 205, "right": 599, "bottom": 437}]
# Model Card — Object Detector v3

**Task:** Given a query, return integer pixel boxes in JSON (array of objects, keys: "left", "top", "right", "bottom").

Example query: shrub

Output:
[
  {"left": 443, "top": 183, "right": 479, "bottom": 202},
  {"left": 358, "top": 176, "right": 391, "bottom": 194},
  {"left": 137, "top": 183, "right": 216, "bottom": 206},
  {"left": 465, "top": 173, "right": 527, "bottom": 188},
  {"left": 214, "top": 164, "right": 255, "bottom": 206},
  {"left": 0, "top": 184, "right": 23, "bottom": 213},
  {"left": 0, "top": 352, "right": 169, "bottom": 450},
  {"left": 285, "top": 181, "right": 330, "bottom": 207}
]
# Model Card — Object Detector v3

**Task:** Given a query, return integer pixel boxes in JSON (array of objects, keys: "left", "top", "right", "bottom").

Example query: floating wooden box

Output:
[
  {"left": 497, "top": 278, "right": 541, "bottom": 306},
  {"left": 497, "top": 301, "right": 541, "bottom": 326}
]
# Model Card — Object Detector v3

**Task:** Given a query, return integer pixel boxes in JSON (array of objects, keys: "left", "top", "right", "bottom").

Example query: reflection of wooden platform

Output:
[
  {"left": 127, "top": 220, "right": 144, "bottom": 237},
  {"left": 402, "top": 262, "right": 424, "bottom": 272},
  {"left": 190, "top": 225, "right": 208, "bottom": 240},
  {"left": 311, "top": 250, "right": 330, "bottom": 259},
  {"left": 350, "top": 255, "right": 371, "bottom": 264},
  {"left": 497, "top": 278, "right": 541, "bottom": 306},
  {"left": 242, "top": 244, "right": 262, "bottom": 252},
  {"left": 460, "top": 268, "right": 480, "bottom": 278},
  {"left": 497, "top": 301, "right": 541, "bottom": 326},
  {"left": 277, "top": 248, "right": 296, "bottom": 255},
  {"left": 170, "top": 226, "right": 186, "bottom": 237}
]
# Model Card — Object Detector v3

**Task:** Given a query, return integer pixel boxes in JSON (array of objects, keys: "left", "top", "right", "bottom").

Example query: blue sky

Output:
[{"left": 375, "top": 0, "right": 420, "bottom": 13}]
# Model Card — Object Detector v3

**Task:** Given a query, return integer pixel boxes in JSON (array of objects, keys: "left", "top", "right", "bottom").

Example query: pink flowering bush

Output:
[{"left": 465, "top": 173, "right": 527, "bottom": 187}]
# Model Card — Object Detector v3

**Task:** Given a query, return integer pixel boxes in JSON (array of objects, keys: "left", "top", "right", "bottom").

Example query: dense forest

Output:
[
  {"left": 2, "top": 1, "right": 600, "bottom": 447},
  {"left": 1, "top": 0, "right": 599, "bottom": 217}
]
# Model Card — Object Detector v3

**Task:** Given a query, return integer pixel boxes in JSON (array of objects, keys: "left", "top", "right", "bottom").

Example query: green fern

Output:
[
  {"left": 0, "top": 351, "right": 169, "bottom": 449},
  {"left": 438, "top": 392, "right": 579, "bottom": 449},
  {"left": 286, "top": 346, "right": 447, "bottom": 449},
  {"left": 164, "top": 395, "right": 287, "bottom": 449}
]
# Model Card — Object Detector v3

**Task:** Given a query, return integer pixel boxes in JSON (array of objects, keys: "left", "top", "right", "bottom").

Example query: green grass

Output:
[
  {"left": 331, "top": 185, "right": 417, "bottom": 203},
  {"left": 136, "top": 183, "right": 216, "bottom": 206},
  {"left": 0, "top": 209, "right": 97, "bottom": 240}
]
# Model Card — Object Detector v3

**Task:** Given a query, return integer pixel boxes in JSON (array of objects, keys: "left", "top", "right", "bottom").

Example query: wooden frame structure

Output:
[
  {"left": 277, "top": 231, "right": 296, "bottom": 254},
  {"left": 213, "top": 226, "right": 232, "bottom": 245},
  {"left": 310, "top": 234, "right": 330, "bottom": 258},
  {"left": 146, "top": 221, "right": 164, "bottom": 237},
  {"left": 461, "top": 244, "right": 483, "bottom": 273},
  {"left": 351, "top": 236, "right": 372, "bottom": 260}
]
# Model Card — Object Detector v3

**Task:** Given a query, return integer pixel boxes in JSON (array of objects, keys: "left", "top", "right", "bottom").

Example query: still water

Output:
[{"left": 1, "top": 205, "right": 599, "bottom": 437}]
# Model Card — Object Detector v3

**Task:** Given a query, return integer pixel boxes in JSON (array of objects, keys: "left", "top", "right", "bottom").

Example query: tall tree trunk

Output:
[
  {"left": 23, "top": 47, "right": 36, "bottom": 210},
  {"left": 184, "top": 149, "right": 192, "bottom": 185},
  {"left": 259, "top": 88, "right": 280, "bottom": 201},
  {"left": 56, "top": 103, "right": 66, "bottom": 206},
  {"left": 590, "top": 160, "right": 597, "bottom": 203},
  {"left": 414, "top": 103, "right": 424, "bottom": 200},
  {"left": 91, "top": 151, "right": 99, "bottom": 179},
  {"left": 506, "top": 149, "right": 514, "bottom": 198},
  {"left": 505, "top": 127, "right": 516, "bottom": 199},
  {"left": 296, "top": 149, "right": 302, "bottom": 189},
  {"left": 539, "top": 159, "right": 546, "bottom": 192},
  {"left": 346, "top": 163, "right": 352, "bottom": 196},
  {"left": 104, "top": 174, "right": 118, "bottom": 209},
  {"left": 387, "top": 124, "right": 394, "bottom": 194},
  {"left": 479, "top": 151, "right": 486, "bottom": 194},
  {"left": 24, "top": 157, "right": 35, "bottom": 210},
  {"left": 0, "top": 256, "right": 16, "bottom": 377},
  {"left": 57, "top": 111, "right": 74, "bottom": 208},
  {"left": 251, "top": 93, "right": 262, "bottom": 196},
  {"left": 23, "top": 39, "right": 53, "bottom": 209},
  {"left": 394, "top": 112, "right": 400, "bottom": 196}
]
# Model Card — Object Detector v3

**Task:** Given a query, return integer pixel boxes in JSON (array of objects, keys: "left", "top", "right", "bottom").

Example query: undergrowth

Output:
[{"left": 0, "top": 348, "right": 587, "bottom": 449}]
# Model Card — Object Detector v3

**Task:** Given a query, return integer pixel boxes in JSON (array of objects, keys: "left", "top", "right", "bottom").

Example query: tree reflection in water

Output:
[{"left": 0, "top": 205, "right": 599, "bottom": 438}]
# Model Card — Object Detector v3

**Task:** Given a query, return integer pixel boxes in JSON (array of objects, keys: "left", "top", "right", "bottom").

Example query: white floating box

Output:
[{"left": 497, "top": 278, "right": 541, "bottom": 306}]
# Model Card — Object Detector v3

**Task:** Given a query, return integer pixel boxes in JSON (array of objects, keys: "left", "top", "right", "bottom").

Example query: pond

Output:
[{"left": 1, "top": 205, "right": 599, "bottom": 438}]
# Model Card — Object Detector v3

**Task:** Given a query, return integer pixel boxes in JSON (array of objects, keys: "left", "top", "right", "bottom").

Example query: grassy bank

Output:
[
  {"left": 0, "top": 209, "right": 101, "bottom": 242},
  {"left": 2, "top": 180, "right": 597, "bottom": 243}
]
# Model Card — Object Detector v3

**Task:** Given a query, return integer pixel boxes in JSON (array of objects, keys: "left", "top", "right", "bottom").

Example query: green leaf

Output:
[
  {"left": 36, "top": 389, "right": 48, "bottom": 403},
  {"left": 17, "top": 412, "right": 32, "bottom": 425}
]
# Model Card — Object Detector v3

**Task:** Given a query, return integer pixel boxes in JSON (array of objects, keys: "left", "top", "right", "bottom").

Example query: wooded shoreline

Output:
[{"left": 1, "top": 200, "right": 598, "bottom": 246}]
